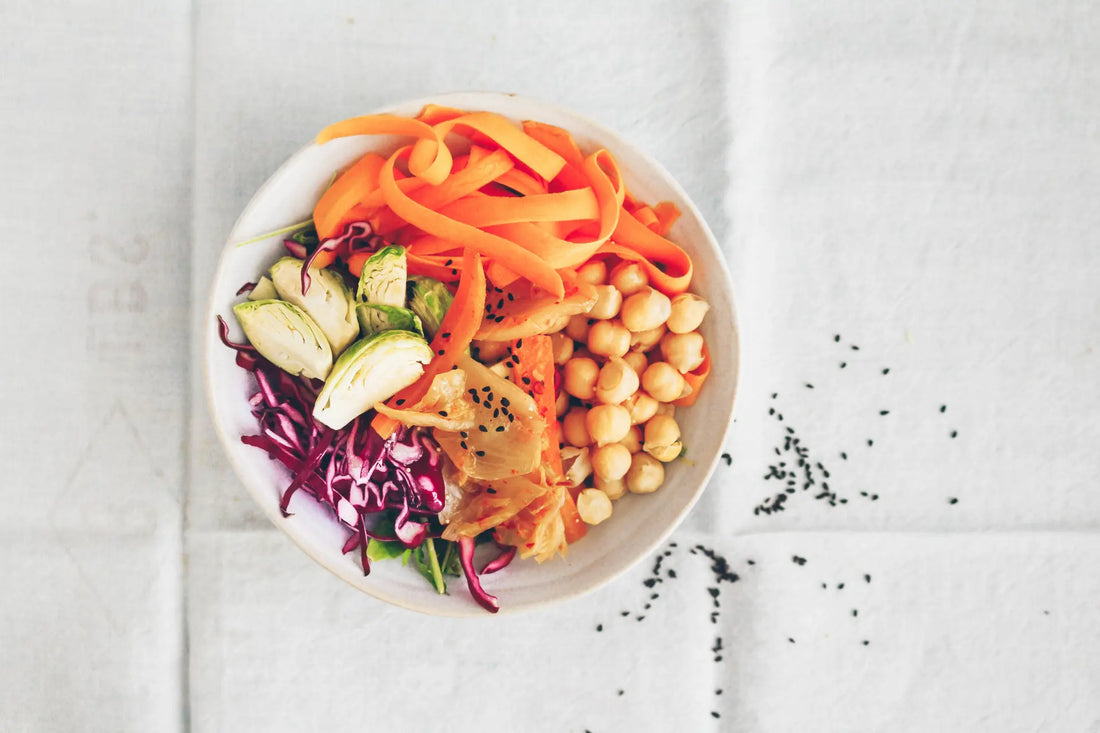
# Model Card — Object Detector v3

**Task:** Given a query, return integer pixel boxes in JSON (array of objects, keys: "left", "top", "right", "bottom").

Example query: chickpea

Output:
[
  {"left": 621, "top": 287, "right": 672, "bottom": 332},
  {"left": 562, "top": 407, "right": 592, "bottom": 447},
  {"left": 667, "top": 293, "right": 710, "bottom": 334},
  {"left": 626, "top": 452, "right": 665, "bottom": 494},
  {"left": 586, "top": 404, "right": 631, "bottom": 446},
  {"left": 576, "top": 488, "right": 613, "bottom": 525},
  {"left": 641, "top": 361, "right": 686, "bottom": 403},
  {"left": 588, "top": 284, "right": 623, "bottom": 320},
  {"left": 555, "top": 387, "right": 570, "bottom": 417},
  {"left": 550, "top": 332, "right": 574, "bottom": 365},
  {"left": 565, "top": 314, "right": 591, "bottom": 343},
  {"left": 595, "top": 357, "right": 640, "bottom": 405},
  {"left": 660, "top": 331, "right": 706, "bottom": 373},
  {"left": 609, "top": 261, "right": 648, "bottom": 296},
  {"left": 473, "top": 339, "right": 509, "bottom": 363},
  {"left": 591, "top": 443, "right": 632, "bottom": 481},
  {"left": 623, "top": 391, "right": 659, "bottom": 424},
  {"left": 622, "top": 350, "right": 649, "bottom": 376},
  {"left": 594, "top": 475, "right": 627, "bottom": 500},
  {"left": 619, "top": 425, "right": 643, "bottom": 453},
  {"left": 644, "top": 414, "right": 683, "bottom": 462},
  {"left": 630, "top": 324, "right": 666, "bottom": 352},
  {"left": 563, "top": 357, "right": 599, "bottom": 400},
  {"left": 587, "top": 319, "right": 631, "bottom": 358},
  {"left": 576, "top": 260, "right": 608, "bottom": 286}
]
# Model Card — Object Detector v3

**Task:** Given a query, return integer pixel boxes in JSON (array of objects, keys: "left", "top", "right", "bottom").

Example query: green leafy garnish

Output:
[{"left": 232, "top": 218, "right": 314, "bottom": 249}]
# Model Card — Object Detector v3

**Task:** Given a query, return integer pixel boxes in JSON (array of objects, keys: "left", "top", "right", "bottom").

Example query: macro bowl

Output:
[{"left": 204, "top": 91, "right": 740, "bottom": 616}]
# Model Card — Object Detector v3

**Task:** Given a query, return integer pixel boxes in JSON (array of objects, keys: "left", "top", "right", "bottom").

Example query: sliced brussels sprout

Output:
[
  {"left": 269, "top": 256, "right": 358, "bottom": 355},
  {"left": 407, "top": 275, "right": 453, "bottom": 339},
  {"left": 246, "top": 276, "right": 278, "bottom": 301},
  {"left": 233, "top": 299, "right": 333, "bottom": 380},
  {"left": 312, "top": 330, "right": 433, "bottom": 430},
  {"left": 355, "top": 303, "right": 424, "bottom": 336},
  {"left": 356, "top": 246, "right": 407, "bottom": 307}
]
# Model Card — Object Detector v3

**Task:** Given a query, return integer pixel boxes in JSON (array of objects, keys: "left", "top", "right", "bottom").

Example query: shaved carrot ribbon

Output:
[
  {"left": 673, "top": 343, "right": 711, "bottom": 407},
  {"left": 600, "top": 206, "right": 693, "bottom": 295},
  {"left": 379, "top": 146, "right": 564, "bottom": 298},
  {"left": 412, "top": 112, "right": 566, "bottom": 183},
  {"left": 372, "top": 249, "right": 486, "bottom": 439},
  {"left": 315, "top": 114, "right": 452, "bottom": 185},
  {"left": 313, "top": 153, "right": 385, "bottom": 240}
]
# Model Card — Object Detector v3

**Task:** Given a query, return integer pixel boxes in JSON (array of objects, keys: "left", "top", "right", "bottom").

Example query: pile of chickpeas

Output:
[{"left": 550, "top": 259, "right": 710, "bottom": 527}]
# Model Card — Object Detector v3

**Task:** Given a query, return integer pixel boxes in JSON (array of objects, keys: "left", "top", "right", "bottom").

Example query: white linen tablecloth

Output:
[{"left": 2, "top": 1, "right": 1098, "bottom": 731}]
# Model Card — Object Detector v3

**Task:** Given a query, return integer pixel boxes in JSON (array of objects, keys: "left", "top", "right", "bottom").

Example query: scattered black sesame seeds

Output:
[
  {"left": 948, "top": 497, "right": 958, "bottom": 505},
  {"left": 852, "top": 609, "right": 858, "bottom": 617},
  {"left": 864, "top": 574, "right": 871, "bottom": 583},
  {"left": 721, "top": 453, "right": 732, "bottom": 466},
  {"left": 805, "top": 383, "right": 814, "bottom": 389},
  {"left": 882, "top": 368, "right": 890, "bottom": 375},
  {"left": 862, "top": 640, "right": 870, "bottom": 646},
  {"left": 792, "top": 555, "right": 807, "bottom": 566},
  {"left": 595, "top": 624, "right": 603, "bottom": 632},
  {"left": 788, "top": 637, "right": 796, "bottom": 644},
  {"left": 879, "top": 410, "right": 890, "bottom": 416},
  {"left": 950, "top": 430, "right": 958, "bottom": 439}
]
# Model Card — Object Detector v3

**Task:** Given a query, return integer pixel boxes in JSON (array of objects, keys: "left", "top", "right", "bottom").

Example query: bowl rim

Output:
[{"left": 203, "top": 90, "right": 741, "bottom": 616}]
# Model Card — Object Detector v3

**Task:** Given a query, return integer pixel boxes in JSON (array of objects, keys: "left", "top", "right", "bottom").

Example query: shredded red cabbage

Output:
[
  {"left": 458, "top": 536, "right": 500, "bottom": 613},
  {"left": 298, "top": 221, "right": 378, "bottom": 294},
  {"left": 217, "top": 316, "right": 447, "bottom": 576}
]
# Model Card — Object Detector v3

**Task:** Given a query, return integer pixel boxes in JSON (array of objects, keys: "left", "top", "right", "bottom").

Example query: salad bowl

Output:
[{"left": 204, "top": 91, "right": 739, "bottom": 616}]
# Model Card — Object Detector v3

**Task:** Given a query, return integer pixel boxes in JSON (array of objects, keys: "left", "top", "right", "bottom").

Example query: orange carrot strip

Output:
[
  {"left": 406, "top": 252, "right": 462, "bottom": 283},
  {"left": 601, "top": 206, "right": 693, "bottom": 295},
  {"left": 312, "top": 153, "right": 385, "bottom": 239},
  {"left": 406, "top": 235, "right": 466, "bottom": 256},
  {"left": 521, "top": 120, "right": 584, "bottom": 170},
  {"left": 437, "top": 188, "right": 600, "bottom": 228},
  {"left": 509, "top": 335, "right": 563, "bottom": 479},
  {"left": 653, "top": 201, "right": 681, "bottom": 235},
  {"left": 494, "top": 167, "right": 548, "bottom": 196},
  {"left": 415, "top": 104, "right": 465, "bottom": 125},
  {"left": 633, "top": 205, "right": 660, "bottom": 231},
  {"left": 379, "top": 147, "right": 564, "bottom": 298},
  {"left": 521, "top": 121, "right": 590, "bottom": 191},
  {"left": 345, "top": 251, "right": 370, "bottom": 277},
  {"left": 413, "top": 112, "right": 566, "bottom": 182},
  {"left": 477, "top": 149, "right": 624, "bottom": 271},
  {"left": 372, "top": 249, "right": 486, "bottom": 438},
  {"left": 673, "top": 343, "right": 711, "bottom": 407},
  {"left": 315, "top": 114, "right": 452, "bottom": 185},
  {"left": 372, "top": 148, "right": 516, "bottom": 236}
]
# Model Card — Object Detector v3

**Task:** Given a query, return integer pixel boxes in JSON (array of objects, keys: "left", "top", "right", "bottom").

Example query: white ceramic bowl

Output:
[{"left": 204, "top": 92, "right": 739, "bottom": 616}]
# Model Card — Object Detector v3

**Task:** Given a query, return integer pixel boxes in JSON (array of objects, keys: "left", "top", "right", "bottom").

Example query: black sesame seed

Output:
[
  {"left": 852, "top": 609, "right": 858, "bottom": 617},
  {"left": 840, "top": 362, "right": 847, "bottom": 368},
  {"left": 841, "top": 452, "right": 848, "bottom": 460},
  {"left": 867, "top": 439, "right": 874, "bottom": 447},
  {"left": 486, "top": 488, "right": 497, "bottom": 494},
  {"left": 948, "top": 497, "right": 958, "bottom": 505},
  {"left": 788, "top": 638, "right": 796, "bottom": 644},
  {"left": 495, "top": 425, "right": 505, "bottom": 432},
  {"left": 500, "top": 397, "right": 510, "bottom": 407},
  {"left": 834, "top": 334, "right": 841, "bottom": 342},
  {"left": 879, "top": 410, "right": 890, "bottom": 416},
  {"left": 864, "top": 574, "right": 871, "bottom": 583},
  {"left": 940, "top": 405, "right": 947, "bottom": 413},
  {"left": 771, "top": 392, "right": 777, "bottom": 399},
  {"left": 395, "top": 399, "right": 406, "bottom": 406},
  {"left": 460, "top": 441, "right": 467, "bottom": 449},
  {"left": 862, "top": 640, "right": 870, "bottom": 646},
  {"left": 838, "top": 583, "right": 845, "bottom": 589},
  {"left": 437, "top": 349, "right": 444, "bottom": 356},
  {"left": 950, "top": 430, "right": 958, "bottom": 438},
  {"left": 711, "top": 712, "right": 720, "bottom": 719},
  {"left": 882, "top": 368, "right": 890, "bottom": 375},
  {"left": 475, "top": 450, "right": 486, "bottom": 457},
  {"left": 482, "top": 385, "right": 491, "bottom": 393},
  {"left": 851, "top": 344, "right": 860, "bottom": 351},
  {"left": 596, "top": 624, "right": 602, "bottom": 632},
  {"left": 805, "top": 383, "right": 814, "bottom": 389},
  {"left": 721, "top": 453, "right": 732, "bottom": 466},
  {"left": 478, "top": 425, "right": 488, "bottom": 433},
  {"left": 438, "top": 410, "right": 448, "bottom": 417}
]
